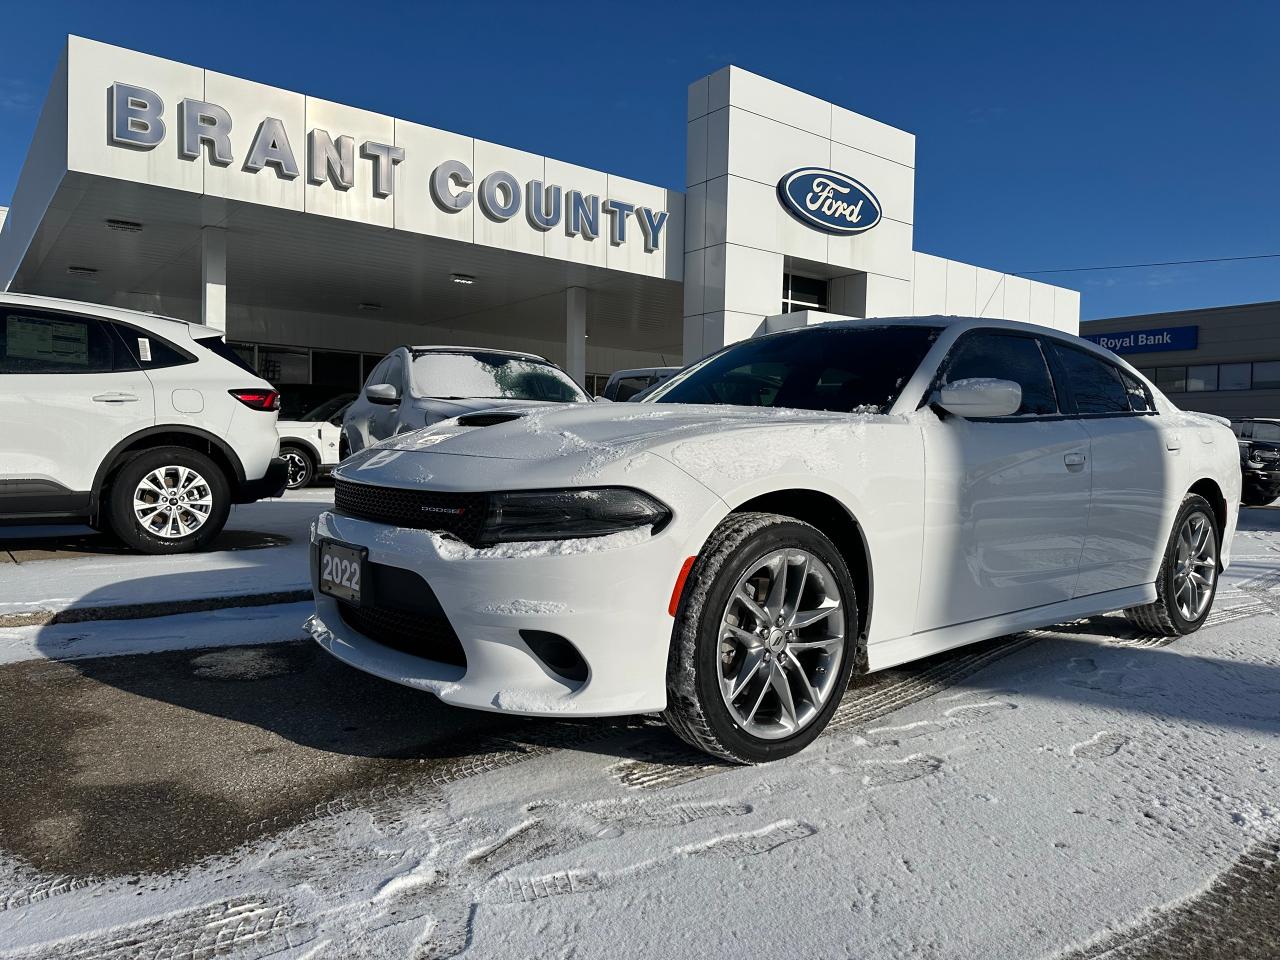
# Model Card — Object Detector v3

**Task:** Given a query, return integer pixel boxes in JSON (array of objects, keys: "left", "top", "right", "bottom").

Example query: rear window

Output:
[
  {"left": 112, "top": 324, "right": 194, "bottom": 369},
  {"left": 197, "top": 335, "right": 260, "bottom": 376}
]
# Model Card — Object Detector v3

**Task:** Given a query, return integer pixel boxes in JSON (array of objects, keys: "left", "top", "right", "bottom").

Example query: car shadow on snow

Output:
[{"left": 12, "top": 595, "right": 1280, "bottom": 878}]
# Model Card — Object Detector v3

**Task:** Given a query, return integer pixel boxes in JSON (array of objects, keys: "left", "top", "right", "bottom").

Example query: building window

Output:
[
  {"left": 1254, "top": 361, "right": 1280, "bottom": 390},
  {"left": 782, "top": 273, "right": 828, "bottom": 314},
  {"left": 1155, "top": 366, "right": 1187, "bottom": 393},
  {"left": 1186, "top": 364, "right": 1218, "bottom": 392},
  {"left": 1220, "top": 362, "right": 1252, "bottom": 391}
]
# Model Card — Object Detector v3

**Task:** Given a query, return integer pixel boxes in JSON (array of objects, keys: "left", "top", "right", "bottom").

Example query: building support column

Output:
[
  {"left": 201, "top": 226, "right": 227, "bottom": 332},
  {"left": 565, "top": 286, "right": 587, "bottom": 385}
]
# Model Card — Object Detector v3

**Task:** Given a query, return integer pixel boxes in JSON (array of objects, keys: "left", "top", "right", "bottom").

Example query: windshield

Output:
[
  {"left": 297, "top": 394, "right": 356, "bottom": 422},
  {"left": 410, "top": 351, "right": 587, "bottom": 402},
  {"left": 648, "top": 325, "right": 940, "bottom": 413}
]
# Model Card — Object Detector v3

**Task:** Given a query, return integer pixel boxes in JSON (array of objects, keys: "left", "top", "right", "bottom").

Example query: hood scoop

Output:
[{"left": 456, "top": 411, "right": 527, "bottom": 427}]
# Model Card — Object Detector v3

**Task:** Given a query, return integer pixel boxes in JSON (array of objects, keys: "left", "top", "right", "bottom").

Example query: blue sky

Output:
[{"left": 0, "top": 1, "right": 1275, "bottom": 321}]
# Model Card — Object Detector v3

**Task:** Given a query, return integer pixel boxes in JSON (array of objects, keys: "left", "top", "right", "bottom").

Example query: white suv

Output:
[{"left": 0, "top": 293, "right": 287, "bottom": 553}]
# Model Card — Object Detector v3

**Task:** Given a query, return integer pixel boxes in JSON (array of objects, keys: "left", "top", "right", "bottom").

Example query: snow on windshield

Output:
[{"left": 411, "top": 352, "right": 585, "bottom": 402}]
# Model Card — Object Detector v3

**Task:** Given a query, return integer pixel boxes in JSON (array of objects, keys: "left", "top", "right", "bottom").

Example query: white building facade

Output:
[{"left": 0, "top": 37, "right": 1078, "bottom": 400}]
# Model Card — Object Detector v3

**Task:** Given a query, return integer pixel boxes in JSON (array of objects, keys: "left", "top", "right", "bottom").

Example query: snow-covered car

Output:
[
  {"left": 0, "top": 292, "right": 286, "bottom": 553},
  {"left": 306, "top": 317, "right": 1241, "bottom": 763},
  {"left": 277, "top": 394, "right": 354, "bottom": 489},
  {"left": 341, "top": 346, "right": 589, "bottom": 455}
]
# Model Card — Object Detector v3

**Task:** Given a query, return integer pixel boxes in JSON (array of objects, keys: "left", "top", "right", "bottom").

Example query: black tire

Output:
[
  {"left": 1123, "top": 493, "right": 1220, "bottom": 636},
  {"left": 105, "top": 447, "right": 231, "bottom": 554},
  {"left": 281, "top": 445, "right": 316, "bottom": 489},
  {"left": 664, "top": 512, "right": 860, "bottom": 764}
]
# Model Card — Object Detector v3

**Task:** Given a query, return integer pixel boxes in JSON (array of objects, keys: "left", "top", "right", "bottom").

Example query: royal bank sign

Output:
[
  {"left": 107, "top": 83, "right": 669, "bottom": 252},
  {"left": 777, "top": 167, "right": 881, "bottom": 236}
]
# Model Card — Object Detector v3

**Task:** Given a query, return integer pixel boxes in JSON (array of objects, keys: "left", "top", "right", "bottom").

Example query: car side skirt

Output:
[{"left": 866, "top": 583, "right": 1157, "bottom": 672}]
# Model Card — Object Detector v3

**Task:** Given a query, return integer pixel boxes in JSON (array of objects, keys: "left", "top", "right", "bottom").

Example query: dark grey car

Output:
[{"left": 341, "top": 346, "right": 590, "bottom": 455}]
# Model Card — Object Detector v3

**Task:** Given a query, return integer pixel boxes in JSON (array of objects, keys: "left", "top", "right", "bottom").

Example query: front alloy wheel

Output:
[
  {"left": 665, "top": 512, "right": 859, "bottom": 764},
  {"left": 717, "top": 549, "right": 846, "bottom": 739},
  {"left": 281, "top": 447, "right": 314, "bottom": 489}
]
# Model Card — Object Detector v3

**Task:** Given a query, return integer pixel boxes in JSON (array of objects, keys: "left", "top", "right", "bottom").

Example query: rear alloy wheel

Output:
[
  {"left": 106, "top": 447, "right": 230, "bottom": 554},
  {"left": 1124, "top": 494, "right": 1220, "bottom": 636},
  {"left": 664, "top": 512, "right": 859, "bottom": 763},
  {"left": 281, "top": 446, "right": 316, "bottom": 489}
]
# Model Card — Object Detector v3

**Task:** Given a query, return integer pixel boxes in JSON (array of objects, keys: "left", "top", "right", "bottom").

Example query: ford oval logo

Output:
[{"left": 777, "top": 167, "right": 882, "bottom": 235}]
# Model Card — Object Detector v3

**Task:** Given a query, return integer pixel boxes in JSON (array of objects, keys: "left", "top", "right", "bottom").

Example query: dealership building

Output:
[
  {"left": 0, "top": 36, "right": 1079, "bottom": 404},
  {"left": 1082, "top": 300, "right": 1280, "bottom": 420}
]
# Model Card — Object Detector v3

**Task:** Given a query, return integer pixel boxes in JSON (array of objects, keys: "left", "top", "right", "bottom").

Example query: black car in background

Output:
[{"left": 1231, "top": 419, "right": 1280, "bottom": 506}]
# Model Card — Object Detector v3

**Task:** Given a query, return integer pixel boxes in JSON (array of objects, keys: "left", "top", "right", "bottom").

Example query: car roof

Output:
[
  {"left": 609, "top": 366, "right": 681, "bottom": 379},
  {"left": 761, "top": 314, "right": 1125, "bottom": 361},
  {"left": 0, "top": 291, "right": 216, "bottom": 336},
  {"left": 403, "top": 345, "right": 552, "bottom": 363}
]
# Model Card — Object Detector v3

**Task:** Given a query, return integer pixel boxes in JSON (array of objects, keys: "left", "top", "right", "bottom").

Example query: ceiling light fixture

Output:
[
  {"left": 66, "top": 265, "right": 99, "bottom": 279},
  {"left": 105, "top": 218, "right": 144, "bottom": 233},
  {"left": 451, "top": 273, "right": 476, "bottom": 285}
]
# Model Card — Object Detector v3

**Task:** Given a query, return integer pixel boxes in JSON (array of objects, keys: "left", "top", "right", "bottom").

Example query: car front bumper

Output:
[{"left": 305, "top": 508, "right": 703, "bottom": 717}]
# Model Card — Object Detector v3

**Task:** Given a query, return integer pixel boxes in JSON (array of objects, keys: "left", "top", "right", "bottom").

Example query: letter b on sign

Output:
[{"left": 110, "top": 83, "right": 166, "bottom": 149}]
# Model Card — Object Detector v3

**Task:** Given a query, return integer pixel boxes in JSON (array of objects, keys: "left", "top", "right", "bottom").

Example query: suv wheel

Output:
[
  {"left": 281, "top": 445, "right": 316, "bottom": 489},
  {"left": 106, "top": 447, "right": 231, "bottom": 554},
  {"left": 664, "top": 512, "right": 859, "bottom": 764}
]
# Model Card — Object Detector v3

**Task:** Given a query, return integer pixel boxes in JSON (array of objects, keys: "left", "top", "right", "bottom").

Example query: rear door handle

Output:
[
  {"left": 92, "top": 392, "right": 140, "bottom": 403},
  {"left": 1064, "top": 452, "right": 1087, "bottom": 467}
]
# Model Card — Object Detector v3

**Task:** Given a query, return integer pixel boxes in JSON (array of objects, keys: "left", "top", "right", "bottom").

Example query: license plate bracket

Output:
[{"left": 317, "top": 539, "right": 366, "bottom": 606}]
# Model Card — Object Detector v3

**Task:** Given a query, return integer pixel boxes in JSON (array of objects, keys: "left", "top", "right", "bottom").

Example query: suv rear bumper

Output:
[{"left": 235, "top": 457, "right": 288, "bottom": 503}]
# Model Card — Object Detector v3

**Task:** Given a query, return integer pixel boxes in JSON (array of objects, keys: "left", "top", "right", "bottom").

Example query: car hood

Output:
[{"left": 338, "top": 402, "right": 909, "bottom": 494}]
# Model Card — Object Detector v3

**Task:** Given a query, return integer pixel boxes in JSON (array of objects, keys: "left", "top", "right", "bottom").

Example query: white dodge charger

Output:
[{"left": 307, "top": 317, "right": 1240, "bottom": 763}]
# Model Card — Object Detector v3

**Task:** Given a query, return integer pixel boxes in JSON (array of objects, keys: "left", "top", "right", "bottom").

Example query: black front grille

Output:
[
  {"left": 339, "top": 603, "right": 467, "bottom": 668},
  {"left": 335, "top": 480, "right": 488, "bottom": 545},
  {"left": 336, "top": 560, "right": 467, "bottom": 668}
]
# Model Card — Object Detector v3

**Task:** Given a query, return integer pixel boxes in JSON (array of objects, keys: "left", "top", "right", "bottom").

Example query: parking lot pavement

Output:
[
  {"left": 0, "top": 507, "right": 1277, "bottom": 958},
  {"left": 0, "top": 488, "right": 331, "bottom": 625}
]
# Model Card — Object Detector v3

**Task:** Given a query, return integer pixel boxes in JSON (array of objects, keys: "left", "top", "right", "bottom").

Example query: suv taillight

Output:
[{"left": 229, "top": 389, "right": 280, "bottom": 411}]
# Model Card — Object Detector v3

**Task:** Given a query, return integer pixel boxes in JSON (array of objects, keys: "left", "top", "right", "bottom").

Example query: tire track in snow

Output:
[{"left": 1060, "top": 837, "right": 1280, "bottom": 960}]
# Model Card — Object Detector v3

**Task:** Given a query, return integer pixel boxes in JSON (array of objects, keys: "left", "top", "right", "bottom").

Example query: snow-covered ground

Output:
[
  {"left": 0, "top": 489, "right": 330, "bottom": 620},
  {"left": 0, "top": 510, "right": 1276, "bottom": 958}
]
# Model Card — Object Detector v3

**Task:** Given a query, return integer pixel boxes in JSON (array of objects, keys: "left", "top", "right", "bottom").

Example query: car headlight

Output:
[{"left": 481, "top": 488, "right": 671, "bottom": 544}]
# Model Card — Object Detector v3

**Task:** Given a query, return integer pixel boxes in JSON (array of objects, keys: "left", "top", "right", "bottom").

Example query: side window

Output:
[
  {"left": 1252, "top": 422, "right": 1280, "bottom": 443},
  {"left": 0, "top": 311, "right": 116, "bottom": 374},
  {"left": 611, "top": 376, "right": 652, "bottom": 401},
  {"left": 381, "top": 356, "right": 405, "bottom": 389},
  {"left": 940, "top": 331, "right": 1058, "bottom": 416},
  {"left": 1049, "top": 343, "right": 1131, "bottom": 414},
  {"left": 365, "top": 357, "right": 390, "bottom": 388},
  {"left": 110, "top": 323, "right": 193, "bottom": 370},
  {"left": 1119, "top": 369, "right": 1156, "bottom": 414}
]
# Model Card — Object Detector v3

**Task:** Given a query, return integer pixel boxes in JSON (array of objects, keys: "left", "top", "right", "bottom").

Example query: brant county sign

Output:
[{"left": 777, "top": 168, "right": 882, "bottom": 236}]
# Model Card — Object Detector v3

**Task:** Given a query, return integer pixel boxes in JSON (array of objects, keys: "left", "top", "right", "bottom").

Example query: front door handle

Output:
[
  {"left": 92, "top": 392, "right": 140, "bottom": 403},
  {"left": 1064, "top": 452, "right": 1087, "bottom": 467}
]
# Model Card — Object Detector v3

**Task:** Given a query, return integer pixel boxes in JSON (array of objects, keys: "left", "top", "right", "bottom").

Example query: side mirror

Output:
[
  {"left": 365, "top": 383, "right": 400, "bottom": 406},
  {"left": 593, "top": 395, "right": 612, "bottom": 402},
  {"left": 935, "top": 378, "right": 1022, "bottom": 418}
]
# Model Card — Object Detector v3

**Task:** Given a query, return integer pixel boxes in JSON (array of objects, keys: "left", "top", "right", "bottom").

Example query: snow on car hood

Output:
[{"left": 343, "top": 402, "right": 908, "bottom": 489}]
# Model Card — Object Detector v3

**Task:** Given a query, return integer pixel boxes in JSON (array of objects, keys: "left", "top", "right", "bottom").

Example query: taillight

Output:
[{"left": 228, "top": 389, "right": 280, "bottom": 411}]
